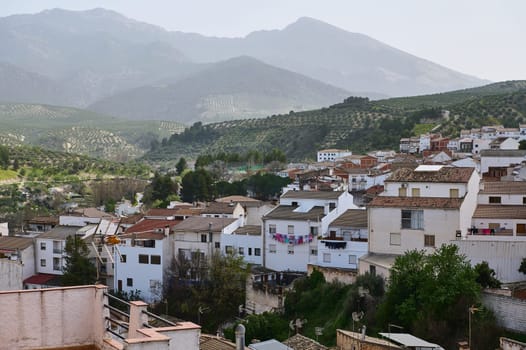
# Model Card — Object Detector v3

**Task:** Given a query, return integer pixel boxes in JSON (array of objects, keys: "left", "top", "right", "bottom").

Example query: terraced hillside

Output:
[
  {"left": 0, "top": 104, "right": 184, "bottom": 160},
  {"left": 144, "top": 81, "right": 526, "bottom": 162}
]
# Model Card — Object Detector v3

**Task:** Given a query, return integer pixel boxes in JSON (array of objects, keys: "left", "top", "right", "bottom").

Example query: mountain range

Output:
[{"left": 0, "top": 8, "right": 488, "bottom": 124}]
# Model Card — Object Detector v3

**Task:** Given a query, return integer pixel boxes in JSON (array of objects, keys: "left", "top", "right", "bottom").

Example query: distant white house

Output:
[{"left": 317, "top": 149, "right": 352, "bottom": 162}]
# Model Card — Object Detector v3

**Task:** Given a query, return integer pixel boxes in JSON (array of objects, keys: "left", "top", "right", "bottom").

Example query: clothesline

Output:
[{"left": 271, "top": 233, "right": 313, "bottom": 245}]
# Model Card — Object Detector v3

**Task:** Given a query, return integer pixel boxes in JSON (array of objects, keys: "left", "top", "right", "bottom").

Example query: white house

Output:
[
  {"left": 262, "top": 190, "right": 358, "bottom": 272},
  {"left": 172, "top": 216, "right": 240, "bottom": 261},
  {"left": 114, "top": 230, "right": 172, "bottom": 303},
  {"left": 221, "top": 225, "right": 263, "bottom": 265},
  {"left": 317, "top": 149, "right": 352, "bottom": 162},
  {"left": 313, "top": 209, "right": 368, "bottom": 272},
  {"left": 480, "top": 149, "right": 526, "bottom": 176},
  {"left": 35, "top": 225, "right": 84, "bottom": 275},
  {"left": 0, "top": 236, "right": 34, "bottom": 290},
  {"left": 361, "top": 165, "right": 479, "bottom": 278}
]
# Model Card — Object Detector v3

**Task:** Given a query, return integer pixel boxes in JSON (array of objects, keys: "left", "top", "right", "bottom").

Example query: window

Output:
[
  {"left": 323, "top": 253, "right": 331, "bottom": 263},
  {"left": 424, "top": 235, "right": 435, "bottom": 247},
  {"left": 349, "top": 255, "right": 357, "bottom": 265},
  {"left": 489, "top": 196, "right": 501, "bottom": 204},
  {"left": 121, "top": 254, "right": 127, "bottom": 263},
  {"left": 127, "top": 278, "right": 133, "bottom": 287},
  {"left": 239, "top": 247, "right": 244, "bottom": 255},
  {"left": 201, "top": 234, "right": 207, "bottom": 243},
  {"left": 291, "top": 201, "right": 298, "bottom": 206},
  {"left": 254, "top": 248, "right": 261, "bottom": 256},
  {"left": 269, "top": 224, "right": 276, "bottom": 234},
  {"left": 329, "top": 202, "right": 336, "bottom": 211},
  {"left": 225, "top": 245, "right": 233, "bottom": 254},
  {"left": 369, "top": 265, "right": 376, "bottom": 276},
  {"left": 517, "top": 224, "right": 526, "bottom": 235},
  {"left": 269, "top": 244, "right": 276, "bottom": 253},
  {"left": 135, "top": 239, "right": 155, "bottom": 248},
  {"left": 215, "top": 242, "right": 220, "bottom": 249},
  {"left": 401, "top": 210, "right": 423, "bottom": 229},
  {"left": 390, "top": 232, "right": 401, "bottom": 246},
  {"left": 138, "top": 254, "right": 149, "bottom": 264},
  {"left": 310, "top": 247, "right": 318, "bottom": 255},
  {"left": 248, "top": 248, "right": 252, "bottom": 256},
  {"left": 287, "top": 245, "right": 294, "bottom": 255},
  {"left": 40, "top": 259, "right": 46, "bottom": 267},
  {"left": 523, "top": 197, "right": 526, "bottom": 205},
  {"left": 150, "top": 255, "right": 161, "bottom": 265},
  {"left": 53, "top": 257, "right": 61, "bottom": 271},
  {"left": 450, "top": 188, "right": 459, "bottom": 198},
  {"left": 411, "top": 188, "right": 420, "bottom": 197},
  {"left": 40, "top": 242, "right": 46, "bottom": 250},
  {"left": 399, "top": 187, "right": 407, "bottom": 197},
  {"left": 310, "top": 227, "right": 318, "bottom": 236},
  {"left": 287, "top": 225, "right": 294, "bottom": 234}
]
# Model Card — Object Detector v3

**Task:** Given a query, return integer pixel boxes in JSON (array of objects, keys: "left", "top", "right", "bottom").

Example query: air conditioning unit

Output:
[{"left": 455, "top": 230, "right": 462, "bottom": 238}]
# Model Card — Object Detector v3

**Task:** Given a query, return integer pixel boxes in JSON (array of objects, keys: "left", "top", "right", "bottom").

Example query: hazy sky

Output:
[{"left": 1, "top": 0, "right": 525, "bottom": 82}]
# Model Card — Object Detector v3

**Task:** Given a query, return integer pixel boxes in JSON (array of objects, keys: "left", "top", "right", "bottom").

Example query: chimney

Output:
[
  {"left": 235, "top": 324, "right": 245, "bottom": 350},
  {"left": 164, "top": 225, "right": 170, "bottom": 237}
]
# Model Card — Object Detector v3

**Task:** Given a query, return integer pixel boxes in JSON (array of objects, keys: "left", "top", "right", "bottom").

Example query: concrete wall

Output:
[
  {"left": 221, "top": 233, "right": 263, "bottom": 265},
  {"left": 482, "top": 291, "right": 526, "bottom": 333},
  {"left": 307, "top": 264, "right": 357, "bottom": 284},
  {"left": 369, "top": 207, "right": 460, "bottom": 255},
  {"left": 453, "top": 240, "right": 526, "bottom": 283},
  {"left": 245, "top": 280, "right": 283, "bottom": 314},
  {"left": 0, "top": 285, "right": 107, "bottom": 349},
  {"left": 0, "top": 259, "right": 23, "bottom": 290}
]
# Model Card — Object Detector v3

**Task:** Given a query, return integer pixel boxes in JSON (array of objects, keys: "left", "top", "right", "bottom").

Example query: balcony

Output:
[
  {"left": 53, "top": 248, "right": 63, "bottom": 254},
  {"left": 468, "top": 227, "right": 513, "bottom": 236}
]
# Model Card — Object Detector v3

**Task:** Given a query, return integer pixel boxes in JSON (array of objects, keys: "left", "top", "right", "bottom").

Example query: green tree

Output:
[
  {"left": 519, "top": 258, "right": 526, "bottom": 274},
  {"left": 519, "top": 140, "right": 526, "bottom": 150},
  {"left": 0, "top": 145, "right": 9, "bottom": 170},
  {"left": 377, "top": 245, "right": 483, "bottom": 349},
  {"left": 143, "top": 172, "right": 179, "bottom": 207},
  {"left": 180, "top": 169, "right": 215, "bottom": 203},
  {"left": 474, "top": 261, "right": 501, "bottom": 288},
  {"left": 175, "top": 157, "right": 188, "bottom": 174},
  {"left": 61, "top": 235, "right": 97, "bottom": 286}
]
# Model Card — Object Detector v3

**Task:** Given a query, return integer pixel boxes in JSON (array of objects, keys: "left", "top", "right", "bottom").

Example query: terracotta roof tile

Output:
[
  {"left": 125, "top": 219, "right": 181, "bottom": 234},
  {"left": 0, "top": 236, "right": 34, "bottom": 251},
  {"left": 368, "top": 196, "right": 463, "bottom": 209},
  {"left": 386, "top": 166, "right": 474, "bottom": 183},
  {"left": 329, "top": 209, "right": 367, "bottom": 228},
  {"left": 473, "top": 205, "right": 526, "bottom": 219},
  {"left": 480, "top": 182, "right": 526, "bottom": 194},
  {"left": 281, "top": 191, "right": 343, "bottom": 200},
  {"left": 201, "top": 202, "right": 238, "bottom": 214},
  {"left": 263, "top": 205, "right": 326, "bottom": 221},
  {"left": 172, "top": 217, "right": 237, "bottom": 233},
  {"left": 283, "top": 334, "right": 328, "bottom": 350}
]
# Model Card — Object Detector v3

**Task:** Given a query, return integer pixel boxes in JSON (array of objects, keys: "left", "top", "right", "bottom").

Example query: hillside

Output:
[
  {"left": 0, "top": 8, "right": 487, "bottom": 113},
  {"left": 143, "top": 81, "right": 526, "bottom": 162},
  {"left": 169, "top": 16, "right": 488, "bottom": 96},
  {"left": 0, "top": 104, "right": 184, "bottom": 160},
  {"left": 88, "top": 56, "right": 351, "bottom": 123}
]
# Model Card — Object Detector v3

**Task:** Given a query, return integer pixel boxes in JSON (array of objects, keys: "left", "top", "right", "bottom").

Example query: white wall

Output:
[
  {"left": 0, "top": 285, "right": 107, "bottom": 349},
  {"left": 453, "top": 240, "right": 526, "bottom": 283},
  {"left": 368, "top": 207, "right": 460, "bottom": 255},
  {"left": 0, "top": 259, "right": 23, "bottom": 290},
  {"left": 383, "top": 181, "right": 468, "bottom": 198},
  {"left": 478, "top": 193, "right": 526, "bottom": 205},
  {"left": 481, "top": 155, "right": 525, "bottom": 174},
  {"left": 246, "top": 205, "right": 274, "bottom": 225},
  {"left": 115, "top": 238, "right": 165, "bottom": 302},
  {"left": 316, "top": 240, "right": 368, "bottom": 270},
  {"left": 35, "top": 238, "right": 65, "bottom": 275},
  {"left": 221, "top": 233, "right": 263, "bottom": 265}
]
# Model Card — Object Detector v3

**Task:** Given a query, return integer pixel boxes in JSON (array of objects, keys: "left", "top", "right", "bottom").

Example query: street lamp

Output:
[{"left": 468, "top": 305, "right": 479, "bottom": 349}]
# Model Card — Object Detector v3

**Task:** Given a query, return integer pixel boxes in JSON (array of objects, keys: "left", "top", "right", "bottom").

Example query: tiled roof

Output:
[
  {"left": 0, "top": 236, "right": 33, "bottom": 251},
  {"left": 146, "top": 208, "right": 180, "bottom": 217},
  {"left": 202, "top": 202, "right": 239, "bottom": 214},
  {"left": 200, "top": 334, "right": 240, "bottom": 350},
  {"left": 473, "top": 205, "right": 526, "bottom": 219},
  {"left": 26, "top": 216, "right": 58, "bottom": 225},
  {"left": 337, "top": 330, "right": 400, "bottom": 348},
  {"left": 263, "top": 205, "right": 326, "bottom": 221},
  {"left": 37, "top": 225, "right": 82, "bottom": 239},
  {"left": 329, "top": 209, "right": 367, "bottom": 228},
  {"left": 386, "top": 166, "right": 474, "bottom": 183},
  {"left": 120, "top": 232, "right": 166, "bottom": 240},
  {"left": 125, "top": 218, "right": 181, "bottom": 234},
  {"left": 23, "top": 273, "right": 61, "bottom": 286},
  {"left": 281, "top": 190, "right": 343, "bottom": 200},
  {"left": 283, "top": 334, "right": 328, "bottom": 350},
  {"left": 233, "top": 225, "right": 261, "bottom": 236},
  {"left": 172, "top": 217, "right": 237, "bottom": 233},
  {"left": 480, "top": 149, "right": 526, "bottom": 157},
  {"left": 368, "top": 196, "right": 463, "bottom": 209},
  {"left": 119, "top": 213, "right": 144, "bottom": 225},
  {"left": 217, "top": 195, "right": 260, "bottom": 203},
  {"left": 68, "top": 207, "right": 114, "bottom": 218},
  {"left": 480, "top": 182, "right": 526, "bottom": 194}
]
